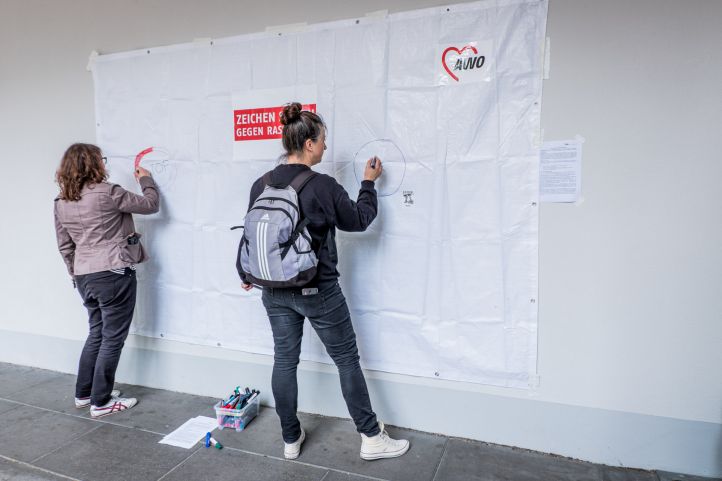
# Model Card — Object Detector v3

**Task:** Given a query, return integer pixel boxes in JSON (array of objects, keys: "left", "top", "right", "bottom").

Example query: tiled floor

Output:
[{"left": 0, "top": 362, "right": 716, "bottom": 481}]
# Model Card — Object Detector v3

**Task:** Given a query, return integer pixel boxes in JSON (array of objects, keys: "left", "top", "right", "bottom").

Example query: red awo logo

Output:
[{"left": 441, "top": 45, "right": 486, "bottom": 82}]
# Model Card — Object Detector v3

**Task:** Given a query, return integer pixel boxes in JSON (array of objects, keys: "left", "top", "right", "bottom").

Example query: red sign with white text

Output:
[{"left": 233, "top": 104, "right": 316, "bottom": 141}]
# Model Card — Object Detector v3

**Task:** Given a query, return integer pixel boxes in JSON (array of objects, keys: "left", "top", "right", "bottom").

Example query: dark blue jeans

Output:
[
  {"left": 262, "top": 282, "right": 380, "bottom": 443},
  {"left": 75, "top": 269, "right": 136, "bottom": 406}
]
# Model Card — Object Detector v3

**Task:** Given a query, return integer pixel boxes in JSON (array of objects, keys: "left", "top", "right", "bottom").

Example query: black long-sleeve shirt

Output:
[{"left": 246, "top": 163, "right": 377, "bottom": 289}]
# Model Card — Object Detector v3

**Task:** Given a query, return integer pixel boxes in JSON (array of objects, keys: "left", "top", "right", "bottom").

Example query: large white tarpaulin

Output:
[{"left": 91, "top": 0, "right": 547, "bottom": 388}]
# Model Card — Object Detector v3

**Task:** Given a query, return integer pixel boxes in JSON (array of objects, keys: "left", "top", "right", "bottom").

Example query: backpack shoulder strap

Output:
[
  {"left": 261, "top": 172, "right": 273, "bottom": 187},
  {"left": 289, "top": 170, "right": 317, "bottom": 194}
]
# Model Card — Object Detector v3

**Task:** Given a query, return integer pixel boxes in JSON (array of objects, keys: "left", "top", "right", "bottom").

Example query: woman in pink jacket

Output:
[{"left": 54, "top": 143, "right": 159, "bottom": 418}]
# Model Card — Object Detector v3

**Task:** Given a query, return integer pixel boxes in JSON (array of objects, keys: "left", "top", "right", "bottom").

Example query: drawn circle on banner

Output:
[
  {"left": 136, "top": 147, "right": 176, "bottom": 189},
  {"left": 148, "top": 159, "right": 177, "bottom": 187},
  {"left": 353, "top": 139, "right": 406, "bottom": 197},
  {"left": 135, "top": 147, "right": 170, "bottom": 167}
]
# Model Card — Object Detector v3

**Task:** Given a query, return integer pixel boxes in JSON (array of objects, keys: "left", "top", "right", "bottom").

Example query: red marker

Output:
[{"left": 223, "top": 394, "right": 239, "bottom": 408}]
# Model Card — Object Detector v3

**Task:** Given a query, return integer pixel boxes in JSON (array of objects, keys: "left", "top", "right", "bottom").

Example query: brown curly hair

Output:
[{"left": 56, "top": 143, "right": 107, "bottom": 201}]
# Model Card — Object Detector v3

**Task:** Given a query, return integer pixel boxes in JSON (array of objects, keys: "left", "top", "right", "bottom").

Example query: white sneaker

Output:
[
  {"left": 75, "top": 390, "right": 121, "bottom": 408},
  {"left": 360, "top": 422, "right": 410, "bottom": 461},
  {"left": 90, "top": 397, "right": 137, "bottom": 418},
  {"left": 284, "top": 428, "right": 306, "bottom": 460}
]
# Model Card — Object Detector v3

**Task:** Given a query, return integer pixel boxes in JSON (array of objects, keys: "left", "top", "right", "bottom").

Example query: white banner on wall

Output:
[{"left": 91, "top": 0, "right": 548, "bottom": 388}]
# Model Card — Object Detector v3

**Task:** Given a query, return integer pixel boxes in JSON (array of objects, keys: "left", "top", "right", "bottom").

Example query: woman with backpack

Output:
[
  {"left": 54, "top": 143, "right": 159, "bottom": 417},
  {"left": 240, "top": 102, "right": 409, "bottom": 461}
]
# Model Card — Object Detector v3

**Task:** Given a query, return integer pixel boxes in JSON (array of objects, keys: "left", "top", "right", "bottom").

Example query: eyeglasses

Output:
[{"left": 101, "top": 156, "right": 108, "bottom": 165}]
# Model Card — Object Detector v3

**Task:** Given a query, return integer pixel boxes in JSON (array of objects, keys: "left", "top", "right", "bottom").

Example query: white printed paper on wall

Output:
[
  {"left": 541, "top": 138, "right": 583, "bottom": 203},
  {"left": 91, "top": 0, "right": 548, "bottom": 388}
]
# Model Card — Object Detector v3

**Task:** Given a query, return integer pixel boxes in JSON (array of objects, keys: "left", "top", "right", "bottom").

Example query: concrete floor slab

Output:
[
  {"left": 601, "top": 466, "right": 660, "bottom": 480},
  {"left": 161, "top": 447, "right": 327, "bottom": 481},
  {"left": 5, "top": 372, "right": 84, "bottom": 416},
  {"left": 0, "top": 405, "right": 98, "bottom": 463},
  {"left": 322, "top": 471, "right": 383, "bottom": 481},
  {"left": 0, "top": 458, "right": 76, "bottom": 481},
  {"left": 433, "top": 438, "right": 601, "bottom": 481},
  {"left": 0, "top": 363, "right": 683, "bottom": 481},
  {"left": 657, "top": 471, "right": 722, "bottom": 481},
  {"left": 0, "top": 399, "right": 20, "bottom": 416},
  {"left": 0, "top": 364, "right": 64, "bottom": 398},
  {"left": 34, "top": 423, "right": 194, "bottom": 481}
]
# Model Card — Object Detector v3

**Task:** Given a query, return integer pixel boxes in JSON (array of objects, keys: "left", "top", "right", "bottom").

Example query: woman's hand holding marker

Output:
[
  {"left": 364, "top": 156, "right": 383, "bottom": 182},
  {"left": 135, "top": 166, "right": 151, "bottom": 181}
]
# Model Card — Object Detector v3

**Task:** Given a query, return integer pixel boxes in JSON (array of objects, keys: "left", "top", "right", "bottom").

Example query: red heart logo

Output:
[{"left": 442, "top": 45, "right": 478, "bottom": 82}]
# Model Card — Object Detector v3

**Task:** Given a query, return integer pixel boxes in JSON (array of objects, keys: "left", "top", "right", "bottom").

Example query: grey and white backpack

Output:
[{"left": 234, "top": 170, "right": 318, "bottom": 287}]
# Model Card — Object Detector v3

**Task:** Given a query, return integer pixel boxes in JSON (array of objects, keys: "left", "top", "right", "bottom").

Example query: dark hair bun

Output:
[{"left": 279, "top": 102, "right": 302, "bottom": 126}]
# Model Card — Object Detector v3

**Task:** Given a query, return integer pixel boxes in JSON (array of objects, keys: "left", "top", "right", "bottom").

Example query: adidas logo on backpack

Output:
[{"left": 234, "top": 170, "right": 318, "bottom": 287}]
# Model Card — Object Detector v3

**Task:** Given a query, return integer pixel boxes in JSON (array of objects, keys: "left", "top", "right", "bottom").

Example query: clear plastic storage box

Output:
[{"left": 213, "top": 396, "right": 260, "bottom": 431}]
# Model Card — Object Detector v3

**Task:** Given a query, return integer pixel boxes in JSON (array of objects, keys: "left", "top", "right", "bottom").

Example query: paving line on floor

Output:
[
  {"left": 0, "top": 453, "right": 83, "bottom": 481},
  {"left": 1, "top": 374, "right": 69, "bottom": 400},
  {"left": 0, "top": 402, "right": 22, "bottom": 416},
  {"left": 430, "top": 437, "right": 450, "bottom": 481},
  {"left": 30, "top": 424, "right": 105, "bottom": 464},
  {"left": 155, "top": 446, "right": 204, "bottom": 481},
  {"left": 0, "top": 396, "right": 168, "bottom": 437},
  {"left": 222, "top": 445, "right": 392, "bottom": 481}
]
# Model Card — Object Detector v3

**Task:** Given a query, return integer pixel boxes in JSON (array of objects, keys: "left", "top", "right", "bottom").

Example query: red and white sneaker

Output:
[
  {"left": 90, "top": 397, "right": 137, "bottom": 418},
  {"left": 75, "top": 390, "right": 121, "bottom": 408}
]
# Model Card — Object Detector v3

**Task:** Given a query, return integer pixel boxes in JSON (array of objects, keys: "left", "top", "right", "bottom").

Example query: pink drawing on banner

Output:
[
  {"left": 128, "top": 147, "right": 176, "bottom": 189},
  {"left": 135, "top": 147, "right": 155, "bottom": 169}
]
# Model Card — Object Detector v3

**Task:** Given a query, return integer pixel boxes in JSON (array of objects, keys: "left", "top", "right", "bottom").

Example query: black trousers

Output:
[
  {"left": 75, "top": 269, "right": 136, "bottom": 406},
  {"left": 262, "top": 283, "right": 380, "bottom": 443}
]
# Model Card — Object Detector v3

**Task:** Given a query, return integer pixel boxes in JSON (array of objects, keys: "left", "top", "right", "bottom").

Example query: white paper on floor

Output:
[{"left": 159, "top": 416, "right": 218, "bottom": 449}]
